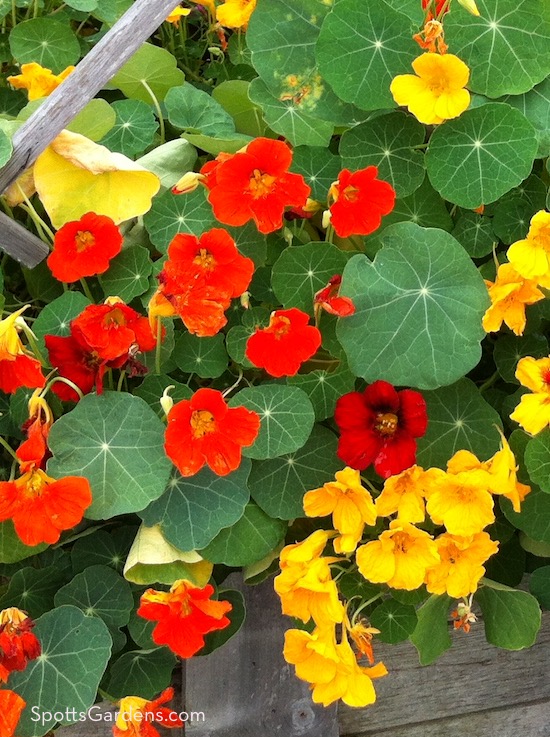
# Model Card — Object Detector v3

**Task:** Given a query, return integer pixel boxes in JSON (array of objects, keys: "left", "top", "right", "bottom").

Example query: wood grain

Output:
[{"left": 0, "top": 210, "right": 49, "bottom": 266}]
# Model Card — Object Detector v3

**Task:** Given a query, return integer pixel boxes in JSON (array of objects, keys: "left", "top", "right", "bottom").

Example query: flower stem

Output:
[
  {"left": 141, "top": 80, "right": 166, "bottom": 146},
  {"left": 0, "top": 435, "right": 18, "bottom": 462},
  {"left": 155, "top": 318, "right": 163, "bottom": 375},
  {"left": 80, "top": 278, "right": 95, "bottom": 302}
]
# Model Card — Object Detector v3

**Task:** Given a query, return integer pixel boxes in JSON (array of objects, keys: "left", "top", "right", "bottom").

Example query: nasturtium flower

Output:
[
  {"left": 138, "top": 580, "right": 232, "bottom": 658},
  {"left": 346, "top": 618, "right": 380, "bottom": 665},
  {"left": 327, "top": 167, "right": 395, "bottom": 239},
  {"left": 0, "top": 690, "right": 25, "bottom": 737},
  {"left": 482, "top": 263, "right": 544, "bottom": 337},
  {"left": 216, "top": 0, "right": 256, "bottom": 28},
  {"left": 164, "top": 388, "right": 260, "bottom": 477},
  {"left": 334, "top": 380, "right": 428, "bottom": 479},
  {"left": 314, "top": 275, "right": 355, "bottom": 318},
  {"left": 7, "top": 62, "right": 75, "bottom": 100},
  {"left": 510, "top": 355, "right": 550, "bottom": 435},
  {"left": 0, "top": 308, "right": 45, "bottom": 395},
  {"left": 356, "top": 520, "right": 440, "bottom": 591},
  {"left": 202, "top": 137, "right": 310, "bottom": 234},
  {"left": 485, "top": 432, "right": 531, "bottom": 512},
  {"left": 153, "top": 277, "right": 229, "bottom": 338},
  {"left": 0, "top": 608, "right": 41, "bottom": 682},
  {"left": 424, "top": 532, "right": 499, "bottom": 598},
  {"left": 245, "top": 308, "right": 321, "bottom": 377},
  {"left": 375, "top": 464, "right": 432, "bottom": 524},
  {"left": 303, "top": 467, "right": 377, "bottom": 554},
  {"left": 113, "top": 687, "right": 183, "bottom": 737},
  {"left": 47, "top": 212, "right": 123, "bottom": 283},
  {"left": 16, "top": 391, "right": 53, "bottom": 473},
  {"left": 45, "top": 333, "right": 110, "bottom": 402},
  {"left": 0, "top": 469, "right": 92, "bottom": 546},
  {"left": 165, "top": 6, "right": 191, "bottom": 24},
  {"left": 390, "top": 53, "right": 470, "bottom": 125},
  {"left": 507, "top": 210, "right": 550, "bottom": 284}
]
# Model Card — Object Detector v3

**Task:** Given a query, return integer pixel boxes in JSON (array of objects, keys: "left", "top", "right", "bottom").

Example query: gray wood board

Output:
[{"left": 0, "top": 211, "right": 48, "bottom": 265}]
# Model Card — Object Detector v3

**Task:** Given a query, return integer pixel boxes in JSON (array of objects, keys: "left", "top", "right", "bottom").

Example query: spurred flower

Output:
[
  {"left": 327, "top": 167, "right": 395, "bottom": 238},
  {"left": 482, "top": 263, "right": 544, "bottom": 337},
  {"left": 484, "top": 431, "right": 531, "bottom": 512},
  {"left": 203, "top": 138, "right": 310, "bottom": 234},
  {"left": 165, "top": 388, "right": 260, "bottom": 477},
  {"left": 0, "top": 469, "right": 92, "bottom": 546},
  {"left": 245, "top": 308, "right": 322, "bottom": 377},
  {"left": 16, "top": 391, "right": 53, "bottom": 473},
  {"left": 346, "top": 618, "right": 380, "bottom": 665},
  {"left": 138, "top": 580, "right": 232, "bottom": 658},
  {"left": 165, "top": 6, "right": 191, "bottom": 24},
  {"left": 390, "top": 53, "right": 470, "bottom": 125},
  {"left": 7, "top": 62, "right": 74, "bottom": 100},
  {"left": 112, "top": 687, "right": 183, "bottom": 737},
  {"left": 510, "top": 355, "right": 550, "bottom": 435},
  {"left": 216, "top": 0, "right": 256, "bottom": 28},
  {"left": 314, "top": 275, "right": 355, "bottom": 318},
  {"left": 47, "top": 212, "right": 123, "bottom": 283},
  {"left": 0, "top": 607, "right": 41, "bottom": 682},
  {"left": 375, "top": 464, "right": 432, "bottom": 524},
  {"left": 150, "top": 280, "right": 228, "bottom": 338},
  {"left": 0, "top": 690, "right": 25, "bottom": 737},
  {"left": 507, "top": 210, "right": 550, "bottom": 284},
  {"left": 45, "top": 333, "right": 110, "bottom": 402},
  {"left": 335, "top": 380, "right": 428, "bottom": 479},
  {"left": 0, "top": 308, "right": 45, "bottom": 395},
  {"left": 424, "top": 532, "right": 499, "bottom": 598}
]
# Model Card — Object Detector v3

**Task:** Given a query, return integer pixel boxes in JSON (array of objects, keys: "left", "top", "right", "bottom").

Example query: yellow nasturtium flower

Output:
[
  {"left": 507, "top": 210, "right": 550, "bottom": 285},
  {"left": 390, "top": 53, "right": 470, "bottom": 125},
  {"left": 425, "top": 532, "right": 499, "bottom": 598},
  {"left": 375, "top": 464, "right": 431, "bottom": 524},
  {"left": 482, "top": 263, "right": 544, "bottom": 337},
  {"left": 216, "top": 0, "right": 256, "bottom": 29},
  {"left": 510, "top": 356, "right": 550, "bottom": 435},
  {"left": 7, "top": 62, "right": 75, "bottom": 101},
  {"left": 165, "top": 6, "right": 191, "bottom": 24},
  {"left": 484, "top": 431, "right": 531, "bottom": 512}
]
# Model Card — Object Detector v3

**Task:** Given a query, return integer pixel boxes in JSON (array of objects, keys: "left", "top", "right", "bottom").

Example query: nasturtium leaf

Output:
[
  {"left": 24, "top": 292, "right": 91, "bottom": 355},
  {"left": 71, "top": 527, "right": 137, "bottom": 575},
  {"left": 92, "top": 0, "right": 132, "bottom": 23},
  {"left": 99, "top": 245, "right": 153, "bottom": 302},
  {"left": 529, "top": 566, "right": 550, "bottom": 609},
  {"left": 166, "top": 84, "right": 236, "bottom": 138},
  {"left": 444, "top": 0, "right": 550, "bottom": 98},
  {"left": 370, "top": 599, "right": 417, "bottom": 644},
  {"left": 106, "top": 648, "right": 176, "bottom": 701},
  {"left": 451, "top": 211, "right": 496, "bottom": 258},
  {"left": 0, "top": 125, "right": 12, "bottom": 168},
  {"left": 248, "top": 78, "right": 333, "bottom": 147},
  {"left": 416, "top": 378, "right": 502, "bottom": 469},
  {"left": 248, "top": 425, "right": 341, "bottom": 519},
  {"left": 65, "top": 0, "right": 98, "bottom": 10},
  {"left": 23, "top": 261, "right": 64, "bottom": 303},
  {"left": 484, "top": 535, "right": 526, "bottom": 588},
  {"left": 337, "top": 223, "right": 489, "bottom": 389},
  {"left": 137, "top": 138, "right": 198, "bottom": 191},
  {"left": 9, "top": 18, "right": 80, "bottom": 72},
  {"left": 108, "top": 43, "right": 184, "bottom": 103},
  {"left": 425, "top": 104, "right": 538, "bottom": 208},
  {"left": 225, "top": 325, "right": 255, "bottom": 368},
  {"left": 493, "top": 333, "right": 548, "bottom": 384},
  {"left": 0, "top": 87, "right": 25, "bottom": 116},
  {"left": 290, "top": 146, "right": 342, "bottom": 202},
  {"left": 183, "top": 132, "right": 251, "bottom": 156},
  {"left": 127, "top": 609, "right": 156, "bottom": 650},
  {"left": 225, "top": 221, "right": 267, "bottom": 267},
  {"left": 212, "top": 80, "right": 267, "bottom": 138},
  {"left": 410, "top": 594, "right": 452, "bottom": 666},
  {"left": 288, "top": 363, "right": 356, "bottom": 421},
  {"left": 47, "top": 392, "right": 172, "bottom": 520},
  {"left": 143, "top": 189, "right": 217, "bottom": 250},
  {"left": 504, "top": 77, "right": 550, "bottom": 158},
  {"left": 0, "top": 565, "right": 67, "bottom": 617},
  {"left": 271, "top": 242, "right": 348, "bottom": 314},
  {"left": 492, "top": 198, "right": 537, "bottom": 245},
  {"left": 518, "top": 532, "right": 550, "bottom": 558},
  {"left": 134, "top": 375, "right": 192, "bottom": 417},
  {"left": 476, "top": 582, "right": 541, "bottom": 650},
  {"left": 525, "top": 431, "right": 550, "bottom": 494},
  {"left": 316, "top": 0, "right": 416, "bottom": 111},
  {"left": 338, "top": 569, "right": 381, "bottom": 603},
  {"left": 201, "top": 589, "right": 246, "bottom": 655},
  {"left": 0, "top": 522, "right": 46, "bottom": 564},
  {"left": 173, "top": 332, "right": 228, "bottom": 379},
  {"left": 140, "top": 461, "right": 251, "bottom": 552},
  {"left": 339, "top": 113, "right": 426, "bottom": 198},
  {"left": 55, "top": 564, "right": 133, "bottom": 628},
  {"left": 9, "top": 606, "right": 112, "bottom": 737},
  {"left": 100, "top": 99, "right": 158, "bottom": 157},
  {"left": 199, "top": 502, "right": 287, "bottom": 566},
  {"left": 384, "top": 0, "right": 423, "bottom": 23},
  {"left": 231, "top": 385, "right": 315, "bottom": 459},
  {"left": 141, "top": 318, "right": 176, "bottom": 374},
  {"left": 501, "top": 489, "right": 550, "bottom": 544},
  {"left": 64, "top": 98, "right": 117, "bottom": 142}
]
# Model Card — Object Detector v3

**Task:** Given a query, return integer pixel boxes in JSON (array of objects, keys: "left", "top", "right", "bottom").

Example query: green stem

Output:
[
  {"left": 351, "top": 593, "right": 384, "bottom": 623},
  {"left": 325, "top": 223, "right": 335, "bottom": 245},
  {"left": 79, "top": 278, "right": 94, "bottom": 302},
  {"left": 155, "top": 319, "right": 163, "bottom": 375},
  {"left": 141, "top": 80, "right": 165, "bottom": 146},
  {"left": 22, "top": 326, "right": 47, "bottom": 367},
  {"left": 0, "top": 435, "right": 18, "bottom": 462},
  {"left": 116, "top": 370, "right": 126, "bottom": 392},
  {"left": 479, "top": 370, "right": 499, "bottom": 394},
  {"left": 45, "top": 376, "right": 84, "bottom": 401}
]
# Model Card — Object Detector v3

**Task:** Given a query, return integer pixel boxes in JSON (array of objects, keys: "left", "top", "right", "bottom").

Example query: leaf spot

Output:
[{"left": 101, "top": 442, "right": 110, "bottom": 451}]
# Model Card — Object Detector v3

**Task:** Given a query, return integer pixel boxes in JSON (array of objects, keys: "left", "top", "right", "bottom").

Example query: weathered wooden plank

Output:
[
  {"left": 0, "top": 210, "right": 49, "bottom": 266},
  {"left": 339, "top": 612, "right": 550, "bottom": 736},
  {"left": 185, "top": 574, "right": 339, "bottom": 737}
]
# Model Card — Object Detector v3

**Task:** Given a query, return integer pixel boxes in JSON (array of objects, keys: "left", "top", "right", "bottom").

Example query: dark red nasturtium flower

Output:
[
  {"left": 422, "top": 0, "right": 449, "bottom": 18},
  {"left": 45, "top": 334, "right": 108, "bottom": 401},
  {"left": 335, "top": 380, "right": 428, "bottom": 479},
  {"left": 47, "top": 212, "right": 123, "bottom": 283},
  {"left": 314, "top": 275, "right": 355, "bottom": 318},
  {"left": 0, "top": 607, "right": 41, "bottom": 682},
  {"left": 328, "top": 167, "right": 395, "bottom": 238}
]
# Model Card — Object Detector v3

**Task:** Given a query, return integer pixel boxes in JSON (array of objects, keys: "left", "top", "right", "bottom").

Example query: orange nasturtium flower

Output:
[
  {"left": 327, "top": 167, "right": 395, "bottom": 238},
  {"left": 7, "top": 62, "right": 75, "bottom": 100},
  {"left": 0, "top": 607, "right": 41, "bottom": 682},
  {"left": 510, "top": 355, "right": 550, "bottom": 435},
  {"left": 216, "top": 0, "right": 256, "bottom": 28},
  {"left": 0, "top": 307, "right": 45, "bottom": 395},
  {"left": 424, "top": 532, "right": 499, "bottom": 598},
  {"left": 0, "top": 690, "right": 26, "bottom": 737},
  {"left": 390, "top": 53, "right": 470, "bottom": 125},
  {"left": 507, "top": 210, "right": 550, "bottom": 285},
  {"left": 482, "top": 262, "right": 544, "bottom": 337},
  {"left": 164, "top": 388, "right": 260, "bottom": 477},
  {"left": 303, "top": 467, "right": 377, "bottom": 554},
  {"left": 47, "top": 212, "right": 123, "bottom": 283},
  {"left": 138, "top": 580, "right": 232, "bottom": 658},
  {"left": 112, "top": 687, "right": 183, "bottom": 737}
]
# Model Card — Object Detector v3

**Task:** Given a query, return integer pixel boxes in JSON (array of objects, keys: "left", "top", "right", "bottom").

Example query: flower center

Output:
[
  {"left": 542, "top": 369, "right": 550, "bottom": 388},
  {"left": 103, "top": 307, "right": 126, "bottom": 329},
  {"left": 190, "top": 410, "right": 217, "bottom": 438},
  {"left": 341, "top": 184, "right": 360, "bottom": 203},
  {"left": 19, "top": 469, "right": 48, "bottom": 500},
  {"left": 248, "top": 169, "right": 276, "bottom": 199},
  {"left": 374, "top": 412, "right": 398, "bottom": 436},
  {"left": 267, "top": 315, "right": 292, "bottom": 338},
  {"left": 193, "top": 248, "right": 216, "bottom": 271},
  {"left": 75, "top": 230, "right": 95, "bottom": 253},
  {"left": 392, "top": 532, "right": 411, "bottom": 554}
]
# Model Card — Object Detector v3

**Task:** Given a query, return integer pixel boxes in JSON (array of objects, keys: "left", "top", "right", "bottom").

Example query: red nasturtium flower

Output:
[
  {"left": 328, "top": 167, "right": 395, "bottom": 238},
  {"left": 202, "top": 137, "right": 311, "bottom": 234},
  {"left": 245, "top": 308, "right": 322, "bottom": 377},
  {"left": 0, "top": 607, "right": 41, "bottom": 681},
  {"left": 0, "top": 689, "right": 26, "bottom": 737},
  {"left": 165, "top": 388, "right": 260, "bottom": 477},
  {"left": 138, "top": 579, "right": 232, "bottom": 658},
  {"left": 45, "top": 333, "right": 109, "bottom": 401},
  {"left": 0, "top": 307, "right": 45, "bottom": 395},
  {"left": 335, "top": 380, "right": 428, "bottom": 479},
  {"left": 16, "top": 392, "right": 53, "bottom": 472},
  {"left": 314, "top": 275, "right": 355, "bottom": 317},
  {"left": 112, "top": 687, "right": 183, "bottom": 737},
  {"left": 47, "top": 212, "right": 123, "bottom": 283}
]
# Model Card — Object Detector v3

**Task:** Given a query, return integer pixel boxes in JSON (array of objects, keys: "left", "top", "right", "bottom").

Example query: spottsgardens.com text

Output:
[{"left": 30, "top": 705, "right": 206, "bottom": 727}]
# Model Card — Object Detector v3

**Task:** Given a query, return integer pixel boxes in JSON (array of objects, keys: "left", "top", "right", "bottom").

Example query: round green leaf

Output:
[
  {"left": 108, "top": 43, "right": 184, "bottom": 103},
  {"left": 529, "top": 566, "right": 550, "bottom": 609},
  {"left": 134, "top": 375, "right": 192, "bottom": 416},
  {"left": 501, "top": 488, "right": 550, "bottom": 544},
  {"left": 271, "top": 242, "right": 348, "bottom": 314},
  {"left": 66, "top": 98, "right": 116, "bottom": 141},
  {"left": 288, "top": 363, "right": 356, "bottom": 421},
  {"left": 9, "top": 18, "right": 80, "bottom": 72},
  {"left": 55, "top": 564, "right": 133, "bottom": 628},
  {"left": 99, "top": 245, "right": 153, "bottom": 302},
  {"left": 212, "top": 80, "right": 267, "bottom": 138},
  {"left": 337, "top": 223, "right": 489, "bottom": 389},
  {"left": 370, "top": 599, "right": 417, "bottom": 644},
  {"left": 525, "top": 430, "right": 550, "bottom": 493},
  {"left": 71, "top": 527, "right": 137, "bottom": 574},
  {"left": 65, "top": 0, "right": 98, "bottom": 10},
  {"left": 225, "top": 221, "right": 267, "bottom": 267},
  {"left": 291, "top": 146, "right": 342, "bottom": 202},
  {"left": 504, "top": 77, "right": 550, "bottom": 158},
  {"left": 225, "top": 325, "right": 255, "bottom": 368},
  {"left": 47, "top": 392, "right": 172, "bottom": 519},
  {"left": 139, "top": 461, "right": 251, "bottom": 551},
  {"left": 137, "top": 139, "right": 198, "bottom": 191},
  {"left": 199, "top": 501, "right": 287, "bottom": 566},
  {"left": 426, "top": 104, "right": 538, "bottom": 208},
  {"left": 339, "top": 113, "right": 426, "bottom": 198},
  {"left": 101, "top": 99, "right": 158, "bottom": 157},
  {"left": 32, "top": 290, "right": 90, "bottom": 354},
  {"left": 173, "top": 332, "right": 228, "bottom": 378},
  {"left": 201, "top": 589, "right": 246, "bottom": 655},
  {"left": 410, "top": 594, "right": 452, "bottom": 666},
  {"left": 339, "top": 569, "right": 381, "bottom": 603},
  {"left": 166, "top": 84, "right": 236, "bottom": 138},
  {"left": 0, "top": 521, "right": 46, "bottom": 563},
  {"left": 0, "top": 565, "right": 67, "bottom": 617},
  {"left": 143, "top": 189, "right": 217, "bottom": 250},
  {"left": 476, "top": 583, "right": 541, "bottom": 650},
  {"left": 0, "top": 126, "right": 12, "bottom": 167},
  {"left": 493, "top": 333, "right": 548, "bottom": 384},
  {"left": 9, "top": 606, "right": 112, "bottom": 737},
  {"left": 231, "top": 385, "right": 315, "bottom": 459},
  {"left": 451, "top": 211, "right": 496, "bottom": 258},
  {"left": 106, "top": 648, "right": 176, "bottom": 700},
  {"left": 445, "top": 0, "right": 550, "bottom": 98},
  {"left": 248, "top": 425, "right": 341, "bottom": 519},
  {"left": 416, "top": 378, "right": 502, "bottom": 469},
  {"left": 492, "top": 197, "right": 538, "bottom": 245}
]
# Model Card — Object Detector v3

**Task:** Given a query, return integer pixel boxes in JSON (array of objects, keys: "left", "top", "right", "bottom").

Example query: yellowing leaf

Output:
[{"left": 33, "top": 130, "right": 161, "bottom": 228}]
